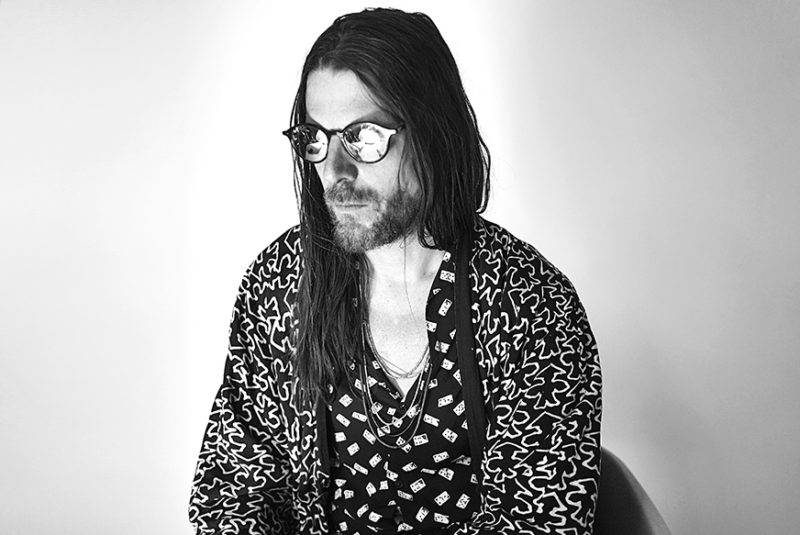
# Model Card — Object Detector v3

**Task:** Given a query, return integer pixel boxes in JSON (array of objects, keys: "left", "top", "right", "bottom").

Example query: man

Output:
[{"left": 190, "top": 8, "right": 601, "bottom": 535}]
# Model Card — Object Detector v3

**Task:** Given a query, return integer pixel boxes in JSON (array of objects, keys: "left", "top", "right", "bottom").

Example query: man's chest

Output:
[{"left": 366, "top": 310, "right": 429, "bottom": 397}]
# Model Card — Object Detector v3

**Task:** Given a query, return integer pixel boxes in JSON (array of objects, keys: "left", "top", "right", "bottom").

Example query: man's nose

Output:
[{"left": 318, "top": 135, "right": 357, "bottom": 188}]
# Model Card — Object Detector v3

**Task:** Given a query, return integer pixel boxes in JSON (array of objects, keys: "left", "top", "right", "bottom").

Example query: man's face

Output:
[{"left": 305, "top": 68, "right": 421, "bottom": 253}]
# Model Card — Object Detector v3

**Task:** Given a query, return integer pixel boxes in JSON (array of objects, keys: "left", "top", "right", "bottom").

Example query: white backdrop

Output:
[{"left": 1, "top": 1, "right": 799, "bottom": 534}]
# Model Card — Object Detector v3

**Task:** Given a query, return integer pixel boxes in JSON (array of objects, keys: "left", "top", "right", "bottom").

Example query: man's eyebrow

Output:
[
  {"left": 305, "top": 115, "right": 322, "bottom": 127},
  {"left": 304, "top": 111, "right": 396, "bottom": 129}
]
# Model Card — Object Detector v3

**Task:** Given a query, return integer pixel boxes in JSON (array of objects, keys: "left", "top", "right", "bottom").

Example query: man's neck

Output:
[{"left": 364, "top": 233, "right": 445, "bottom": 287}]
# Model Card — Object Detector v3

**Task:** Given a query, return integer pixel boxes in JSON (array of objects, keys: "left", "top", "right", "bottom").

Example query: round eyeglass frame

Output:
[{"left": 282, "top": 121, "right": 405, "bottom": 164}]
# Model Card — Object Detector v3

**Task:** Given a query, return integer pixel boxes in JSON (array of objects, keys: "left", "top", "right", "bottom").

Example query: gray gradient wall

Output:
[{"left": 1, "top": 1, "right": 798, "bottom": 534}]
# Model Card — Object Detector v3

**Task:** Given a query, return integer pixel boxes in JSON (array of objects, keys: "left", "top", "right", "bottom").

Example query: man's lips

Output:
[
  {"left": 331, "top": 202, "right": 368, "bottom": 209},
  {"left": 325, "top": 185, "right": 378, "bottom": 206}
]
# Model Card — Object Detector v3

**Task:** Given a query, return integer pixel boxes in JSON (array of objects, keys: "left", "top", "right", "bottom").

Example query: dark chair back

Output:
[{"left": 594, "top": 448, "right": 671, "bottom": 535}]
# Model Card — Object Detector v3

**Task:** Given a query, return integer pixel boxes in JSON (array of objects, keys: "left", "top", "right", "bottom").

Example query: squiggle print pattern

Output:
[{"left": 189, "top": 217, "right": 602, "bottom": 535}]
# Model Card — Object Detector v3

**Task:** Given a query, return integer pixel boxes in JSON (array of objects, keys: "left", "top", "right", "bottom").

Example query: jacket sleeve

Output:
[
  {"left": 453, "top": 288, "right": 602, "bottom": 535},
  {"left": 189, "top": 263, "right": 297, "bottom": 535}
]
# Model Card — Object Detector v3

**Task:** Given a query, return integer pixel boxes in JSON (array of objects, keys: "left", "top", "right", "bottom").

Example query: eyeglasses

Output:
[{"left": 282, "top": 122, "right": 404, "bottom": 164}]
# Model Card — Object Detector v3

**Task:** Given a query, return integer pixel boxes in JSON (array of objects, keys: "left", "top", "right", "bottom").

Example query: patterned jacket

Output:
[{"left": 190, "top": 217, "right": 602, "bottom": 535}]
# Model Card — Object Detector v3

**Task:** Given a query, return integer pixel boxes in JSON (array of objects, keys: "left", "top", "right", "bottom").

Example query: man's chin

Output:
[
  {"left": 332, "top": 218, "right": 412, "bottom": 253},
  {"left": 332, "top": 221, "right": 383, "bottom": 253},
  {"left": 326, "top": 189, "right": 421, "bottom": 253}
]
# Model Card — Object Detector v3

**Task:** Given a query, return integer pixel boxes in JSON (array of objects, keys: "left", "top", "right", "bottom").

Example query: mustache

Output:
[{"left": 324, "top": 183, "right": 380, "bottom": 204}]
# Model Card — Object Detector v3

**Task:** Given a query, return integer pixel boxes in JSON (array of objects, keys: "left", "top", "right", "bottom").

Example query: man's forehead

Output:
[{"left": 305, "top": 68, "right": 392, "bottom": 129}]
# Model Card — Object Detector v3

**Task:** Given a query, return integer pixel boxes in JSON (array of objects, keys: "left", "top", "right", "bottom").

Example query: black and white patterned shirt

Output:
[
  {"left": 328, "top": 250, "right": 480, "bottom": 534},
  {"left": 190, "top": 218, "right": 602, "bottom": 535}
]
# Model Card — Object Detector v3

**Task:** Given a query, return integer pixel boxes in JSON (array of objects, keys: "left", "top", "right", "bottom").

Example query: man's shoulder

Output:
[
  {"left": 474, "top": 217, "right": 580, "bottom": 308},
  {"left": 241, "top": 225, "right": 302, "bottom": 288},
  {"left": 476, "top": 218, "right": 563, "bottom": 276}
]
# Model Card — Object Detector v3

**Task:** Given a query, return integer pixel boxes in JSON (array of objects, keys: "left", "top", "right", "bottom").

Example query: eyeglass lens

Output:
[{"left": 289, "top": 123, "right": 394, "bottom": 163}]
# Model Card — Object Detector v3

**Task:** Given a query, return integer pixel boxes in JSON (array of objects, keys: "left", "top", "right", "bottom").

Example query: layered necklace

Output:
[
  {"left": 356, "top": 266, "right": 433, "bottom": 450},
  {"left": 363, "top": 321, "right": 430, "bottom": 380}
]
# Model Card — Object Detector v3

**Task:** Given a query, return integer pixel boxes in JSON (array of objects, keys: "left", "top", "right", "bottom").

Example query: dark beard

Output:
[{"left": 325, "top": 183, "right": 421, "bottom": 253}]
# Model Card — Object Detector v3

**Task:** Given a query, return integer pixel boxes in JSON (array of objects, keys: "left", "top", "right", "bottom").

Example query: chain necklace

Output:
[
  {"left": 362, "top": 320, "right": 430, "bottom": 380},
  {"left": 359, "top": 351, "right": 432, "bottom": 449},
  {"left": 356, "top": 261, "right": 433, "bottom": 450},
  {"left": 359, "top": 319, "right": 431, "bottom": 437}
]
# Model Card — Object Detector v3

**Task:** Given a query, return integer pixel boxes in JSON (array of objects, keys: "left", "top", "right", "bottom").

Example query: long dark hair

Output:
[{"left": 290, "top": 8, "right": 491, "bottom": 404}]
